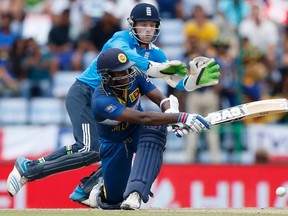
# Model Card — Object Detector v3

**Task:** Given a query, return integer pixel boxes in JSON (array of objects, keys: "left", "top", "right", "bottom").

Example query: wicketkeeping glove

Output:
[
  {"left": 160, "top": 60, "right": 188, "bottom": 76},
  {"left": 147, "top": 60, "right": 188, "bottom": 78},
  {"left": 183, "top": 57, "right": 220, "bottom": 92}
]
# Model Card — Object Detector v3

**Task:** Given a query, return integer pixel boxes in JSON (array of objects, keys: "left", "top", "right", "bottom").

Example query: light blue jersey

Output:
[{"left": 77, "top": 30, "right": 185, "bottom": 90}]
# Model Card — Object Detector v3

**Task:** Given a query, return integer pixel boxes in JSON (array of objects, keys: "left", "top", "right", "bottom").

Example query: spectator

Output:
[
  {"left": 217, "top": 0, "right": 251, "bottom": 27},
  {"left": 240, "top": 37, "right": 263, "bottom": 65},
  {"left": 0, "top": 66, "right": 18, "bottom": 97},
  {"left": 0, "top": 12, "right": 20, "bottom": 96},
  {"left": 184, "top": 5, "right": 219, "bottom": 54},
  {"left": 280, "top": 68, "right": 288, "bottom": 98},
  {"left": 279, "top": 34, "right": 288, "bottom": 99},
  {"left": 88, "top": 2, "right": 121, "bottom": 52},
  {"left": 0, "top": 12, "right": 18, "bottom": 68},
  {"left": 184, "top": 86, "right": 220, "bottom": 163},
  {"left": 47, "top": 8, "right": 74, "bottom": 71},
  {"left": 181, "top": 32, "right": 221, "bottom": 163},
  {"left": 212, "top": 11, "right": 238, "bottom": 58},
  {"left": 71, "top": 33, "right": 98, "bottom": 70},
  {"left": 242, "top": 61, "right": 268, "bottom": 103},
  {"left": 43, "top": 0, "right": 92, "bottom": 39},
  {"left": 212, "top": 36, "right": 238, "bottom": 108},
  {"left": 239, "top": 4, "right": 280, "bottom": 54},
  {"left": 182, "top": 0, "right": 217, "bottom": 20},
  {"left": 20, "top": 38, "right": 54, "bottom": 98},
  {"left": 157, "top": 0, "right": 183, "bottom": 19},
  {"left": 7, "top": 38, "right": 26, "bottom": 80},
  {"left": 173, "top": 35, "right": 204, "bottom": 112},
  {"left": 67, "top": 0, "right": 87, "bottom": 41}
]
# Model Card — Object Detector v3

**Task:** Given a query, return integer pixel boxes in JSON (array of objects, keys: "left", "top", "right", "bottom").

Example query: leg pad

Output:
[
  {"left": 24, "top": 151, "right": 100, "bottom": 180},
  {"left": 124, "top": 125, "right": 167, "bottom": 203}
]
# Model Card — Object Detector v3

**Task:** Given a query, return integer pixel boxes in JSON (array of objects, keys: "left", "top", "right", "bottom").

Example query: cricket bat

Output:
[
  {"left": 206, "top": 98, "right": 288, "bottom": 126},
  {"left": 168, "top": 98, "right": 288, "bottom": 133}
]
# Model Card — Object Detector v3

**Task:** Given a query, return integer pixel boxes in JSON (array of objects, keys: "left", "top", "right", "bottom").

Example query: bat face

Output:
[
  {"left": 206, "top": 98, "right": 288, "bottom": 126},
  {"left": 207, "top": 105, "right": 247, "bottom": 125}
]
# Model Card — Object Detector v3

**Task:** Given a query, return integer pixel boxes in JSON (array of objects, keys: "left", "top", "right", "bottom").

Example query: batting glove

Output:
[
  {"left": 178, "top": 112, "right": 211, "bottom": 133},
  {"left": 169, "top": 123, "right": 191, "bottom": 138}
]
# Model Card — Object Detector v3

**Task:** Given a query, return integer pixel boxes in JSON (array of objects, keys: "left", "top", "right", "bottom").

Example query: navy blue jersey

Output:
[
  {"left": 77, "top": 30, "right": 169, "bottom": 90},
  {"left": 91, "top": 70, "right": 156, "bottom": 142}
]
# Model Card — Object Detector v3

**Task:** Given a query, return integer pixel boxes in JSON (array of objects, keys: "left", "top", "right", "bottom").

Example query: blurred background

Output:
[{"left": 0, "top": 0, "right": 288, "bottom": 209}]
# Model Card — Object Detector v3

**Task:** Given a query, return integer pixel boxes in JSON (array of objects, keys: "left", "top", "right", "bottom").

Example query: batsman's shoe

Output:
[
  {"left": 120, "top": 192, "right": 141, "bottom": 210},
  {"left": 69, "top": 185, "right": 90, "bottom": 207},
  {"left": 7, "top": 157, "right": 30, "bottom": 196},
  {"left": 88, "top": 177, "right": 103, "bottom": 208}
]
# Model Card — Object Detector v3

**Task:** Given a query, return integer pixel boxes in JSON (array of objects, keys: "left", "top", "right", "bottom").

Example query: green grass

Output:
[{"left": 0, "top": 208, "right": 288, "bottom": 216}]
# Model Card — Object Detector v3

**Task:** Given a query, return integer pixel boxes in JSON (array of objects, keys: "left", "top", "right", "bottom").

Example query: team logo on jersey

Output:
[
  {"left": 118, "top": 53, "right": 127, "bottom": 63},
  {"left": 144, "top": 51, "right": 150, "bottom": 59},
  {"left": 129, "top": 88, "right": 140, "bottom": 103},
  {"left": 104, "top": 104, "right": 117, "bottom": 113},
  {"left": 146, "top": 7, "right": 152, "bottom": 16}
]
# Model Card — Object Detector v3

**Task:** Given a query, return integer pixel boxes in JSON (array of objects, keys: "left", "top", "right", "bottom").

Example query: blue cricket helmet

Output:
[
  {"left": 97, "top": 48, "right": 137, "bottom": 90},
  {"left": 127, "top": 3, "right": 161, "bottom": 43},
  {"left": 129, "top": 3, "right": 161, "bottom": 23},
  {"left": 97, "top": 48, "right": 135, "bottom": 72}
]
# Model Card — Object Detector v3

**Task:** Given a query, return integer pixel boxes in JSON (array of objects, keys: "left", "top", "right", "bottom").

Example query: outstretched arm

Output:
[
  {"left": 115, "top": 108, "right": 210, "bottom": 134},
  {"left": 114, "top": 88, "right": 210, "bottom": 133}
]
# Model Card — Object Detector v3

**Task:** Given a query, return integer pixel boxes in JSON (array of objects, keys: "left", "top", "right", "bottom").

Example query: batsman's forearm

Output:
[{"left": 137, "top": 112, "right": 180, "bottom": 126}]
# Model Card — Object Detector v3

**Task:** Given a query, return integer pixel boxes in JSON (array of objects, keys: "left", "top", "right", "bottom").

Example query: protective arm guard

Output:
[
  {"left": 123, "top": 125, "right": 167, "bottom": 203},
  {"left": 160, "top": 94, "right": 179, "bottom": 113},
  {"left": 161, "top": 95, "right": 195, "bottom": 138}
]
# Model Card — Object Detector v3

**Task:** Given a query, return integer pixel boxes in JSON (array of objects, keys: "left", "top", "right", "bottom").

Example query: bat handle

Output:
[{"left": 204, "top": 115, "right": 212, "bottom": 125}]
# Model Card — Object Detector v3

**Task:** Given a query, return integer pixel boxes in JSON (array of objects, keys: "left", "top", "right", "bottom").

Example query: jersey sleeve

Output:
[{"left": 92, "top": 90, "right": 126, "bottom": 122}]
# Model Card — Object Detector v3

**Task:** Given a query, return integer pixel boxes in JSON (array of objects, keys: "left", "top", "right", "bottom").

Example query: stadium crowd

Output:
[{"left": 0, "top": 0, "right": 287, "bottom": 163}]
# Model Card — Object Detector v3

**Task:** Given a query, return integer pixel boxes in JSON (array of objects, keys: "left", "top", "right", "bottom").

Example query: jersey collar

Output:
[{"left": 130, "top": 31, "right": 152, "bottom": 50}]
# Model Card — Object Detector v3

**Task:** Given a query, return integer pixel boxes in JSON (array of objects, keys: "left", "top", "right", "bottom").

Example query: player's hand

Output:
[
  {"left": 178, "top": 112, "right": 211, "bottom": 133},
  {"left": 183, "top": 57, "right": 220, "bottom": 92},
  {"left": 147, "top": 60, "right": 188, "bottom": 78}
]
